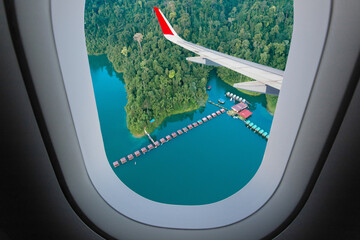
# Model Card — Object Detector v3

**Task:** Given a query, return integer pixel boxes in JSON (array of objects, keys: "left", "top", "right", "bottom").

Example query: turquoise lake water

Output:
[{"left": 89, "top": 55, "right": 273, "bottom": 205}]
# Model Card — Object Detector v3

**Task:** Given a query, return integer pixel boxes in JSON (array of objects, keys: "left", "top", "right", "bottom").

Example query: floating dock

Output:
[
  {"left": 114, "top": 109, "right": 226, "bottom": 166},
  {"left": 245, "top": 120, "right": 269, "bottom": 140},
  {"left": 225, "top": 92, "right": 251, "bottom": 105}
]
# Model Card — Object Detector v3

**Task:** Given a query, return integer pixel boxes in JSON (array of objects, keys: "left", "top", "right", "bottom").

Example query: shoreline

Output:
[
  {"left": 128, "top": 103, "right": 205, "bottom": 137},
  {"left": 89, "top": 52, "right": 206, "bottom": 138}
]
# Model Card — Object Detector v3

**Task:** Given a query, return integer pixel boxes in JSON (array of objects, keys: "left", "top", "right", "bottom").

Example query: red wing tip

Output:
[{"left": 153, "top": 7, "right": 174, "bottom": 35}]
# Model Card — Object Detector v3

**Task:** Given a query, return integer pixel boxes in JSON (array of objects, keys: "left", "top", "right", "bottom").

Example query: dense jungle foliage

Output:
[{"left": 85, "top": 0, "right": 293, "bottom": 135}]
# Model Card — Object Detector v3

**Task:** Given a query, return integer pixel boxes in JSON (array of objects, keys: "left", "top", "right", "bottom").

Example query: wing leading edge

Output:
[{"left": 154, "top": 7, "right": 283, "bottom": 95}]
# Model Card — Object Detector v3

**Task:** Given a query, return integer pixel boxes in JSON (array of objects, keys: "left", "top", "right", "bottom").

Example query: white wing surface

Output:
[{"left": 154, "top": 7, "right": 284, "bottom": 95}]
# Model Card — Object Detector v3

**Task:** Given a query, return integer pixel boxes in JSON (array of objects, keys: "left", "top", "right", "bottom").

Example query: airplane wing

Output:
[{"left": 154, "top": 7, "right": 283, "bottom": 95}]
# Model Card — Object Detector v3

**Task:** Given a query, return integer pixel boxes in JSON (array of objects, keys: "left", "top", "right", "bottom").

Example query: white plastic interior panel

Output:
[{"left": 13, "top": 0, "right": 360, "bottom": 238}]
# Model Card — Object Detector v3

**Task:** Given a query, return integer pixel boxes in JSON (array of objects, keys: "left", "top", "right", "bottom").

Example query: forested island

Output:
[{"left": 85, "top": 0, "right": 293, "bottom": 136}]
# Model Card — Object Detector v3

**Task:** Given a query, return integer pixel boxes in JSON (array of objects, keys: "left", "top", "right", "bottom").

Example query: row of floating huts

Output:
[
  {"left": 112, "top": 108, "right": 226, "bottom": 168},
  {"left": 245, "top": 120, "right": 269, "bottom": 140},
  {"left": 225, "top": 92, "right": 250, "bottom": 104}
]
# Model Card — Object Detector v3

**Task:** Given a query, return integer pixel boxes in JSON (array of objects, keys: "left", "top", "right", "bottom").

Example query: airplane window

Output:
[
  {"left": 84, "top": 0, "right": 293, "bottom": 206},
  {"left": 12, "top": 0, "right": 338, "bottom": 233}
]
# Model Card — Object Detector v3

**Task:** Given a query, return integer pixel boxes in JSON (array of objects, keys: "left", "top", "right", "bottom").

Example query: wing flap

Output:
[{"left": 234, "top": 81, "right": 280, "bottom": 95}]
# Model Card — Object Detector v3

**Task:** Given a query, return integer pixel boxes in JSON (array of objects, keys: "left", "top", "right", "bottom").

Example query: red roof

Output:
[
  {"left": 177, "top": 130, "right": 183, "bottom": 135},
  {"left": 148, "top": 144, "right": 154, "bottom": 150},
  {"left": 211, "top": 113, "right": 217, "bottom": 117},
  {"left": 220, "top": 108, "right": 226, "bottom": 113},
  {"left": 182, "top": 127, "right": 188, "bottom": 132},
  {"left": 127, "top": 154, "right": 134, "bottom": 160},
  {"left": 160, "top": 138, "right": 166, "bottom": 144},
  {"left": 113, "top": 161, "right": 120, "bottom": 167},
  {"left": 187, "top": 124, "right": 193, "bottom": 129},
  {"left": 154, "top": 141, "right": 160, "bottom": 147},
  {"left": 207, "top": 115, "right": 212, "bottom": 120},
  {"left": 141, "top": 147, "right": 147, "bottom": 153},
  {"left": 166, "top": 135, "right": 172, "bottom": 141},
  {"left": 192, "top": 123, "right": 198, "bottom": 127},
  {"left": 239, "top": 109, "right": 253, "bottom": 119},
  {"left": 171, "top": 132, "right": 177, "bottom": 138},
  {"left": 202, "top": 117, "right": 207, "bottom": 122},
  {"left": 134, "top": 151, "right": 141, "bottom": 157},
  {"left": 216, "top": 110, "right": 221, "bottom": 115}
]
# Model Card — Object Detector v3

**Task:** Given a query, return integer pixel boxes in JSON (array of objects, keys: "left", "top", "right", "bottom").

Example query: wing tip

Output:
[{"left": 154, "top": 7, "right": 175, "bottom": 36}]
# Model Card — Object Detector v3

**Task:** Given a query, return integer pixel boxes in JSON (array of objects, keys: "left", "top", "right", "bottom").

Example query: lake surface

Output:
[{"left": 89, "top": 55, "right": 273, "bottom": 205}]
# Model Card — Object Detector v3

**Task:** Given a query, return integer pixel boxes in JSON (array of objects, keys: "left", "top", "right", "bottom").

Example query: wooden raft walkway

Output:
[
  {"left": 208, "top": 101, "right": 229, "bottom": 111},
  {"left": 112, "top": 108, "right": 226, "bottom": 167}
]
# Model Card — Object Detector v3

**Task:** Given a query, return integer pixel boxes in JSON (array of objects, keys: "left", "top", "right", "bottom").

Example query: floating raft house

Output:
[
  {"left": 216, "top": 110, "right": 221, "bottom": 115},
  {"left": 207, "top": 115, "right": 212, "bottom": 120},
  {"left": 160, "top": 138, "right": 166, "bottom": 144},
  {"left": 231, "top": 102, "right": 248, "bottom": 112},
  {"left": 154, "top": 141, "right": 160, "bottom": 147},
  {"left": 166, "top": 135, "right": 172, "bottom": 141},
  {"left": 134, "top": 151, "right": 141, "bottom": 157},
  {"left": 171, "top": 132, "right": 177, "bottom": 138},
  {"left": 239, "top": 109, "right": 253, "bottom": 119},
  {"left": 113, "top": 161, "right": 120, "bottom": 168},
  {"left": 182, "top": 127, "right": 188, "bottom": 133},
  {"left": 202, "top": 117, "right": 207, "bottom": 122},
  {"left": 177, "top": 130, "right": 183, "bottom": 135},
  {"left": 193, "top": 122, "right": 199, "bottom": 127},
  {"left": 220, "top": 108, "right": 226, "bottom": 113},
  {"left": 120, "top": 157, "right": 127, "bottom": 164},
  {"left": 141, "top": 147, "right": 147, "bottom": 154},
  {"left": 148, "top": 144, "right": 154, "bottom": 150},
  {"left": 187, "top": 124, "right": 193, "bottom": 130},
  {"left": 211, "top": 113, "right": 217, "bottom": 118}
]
